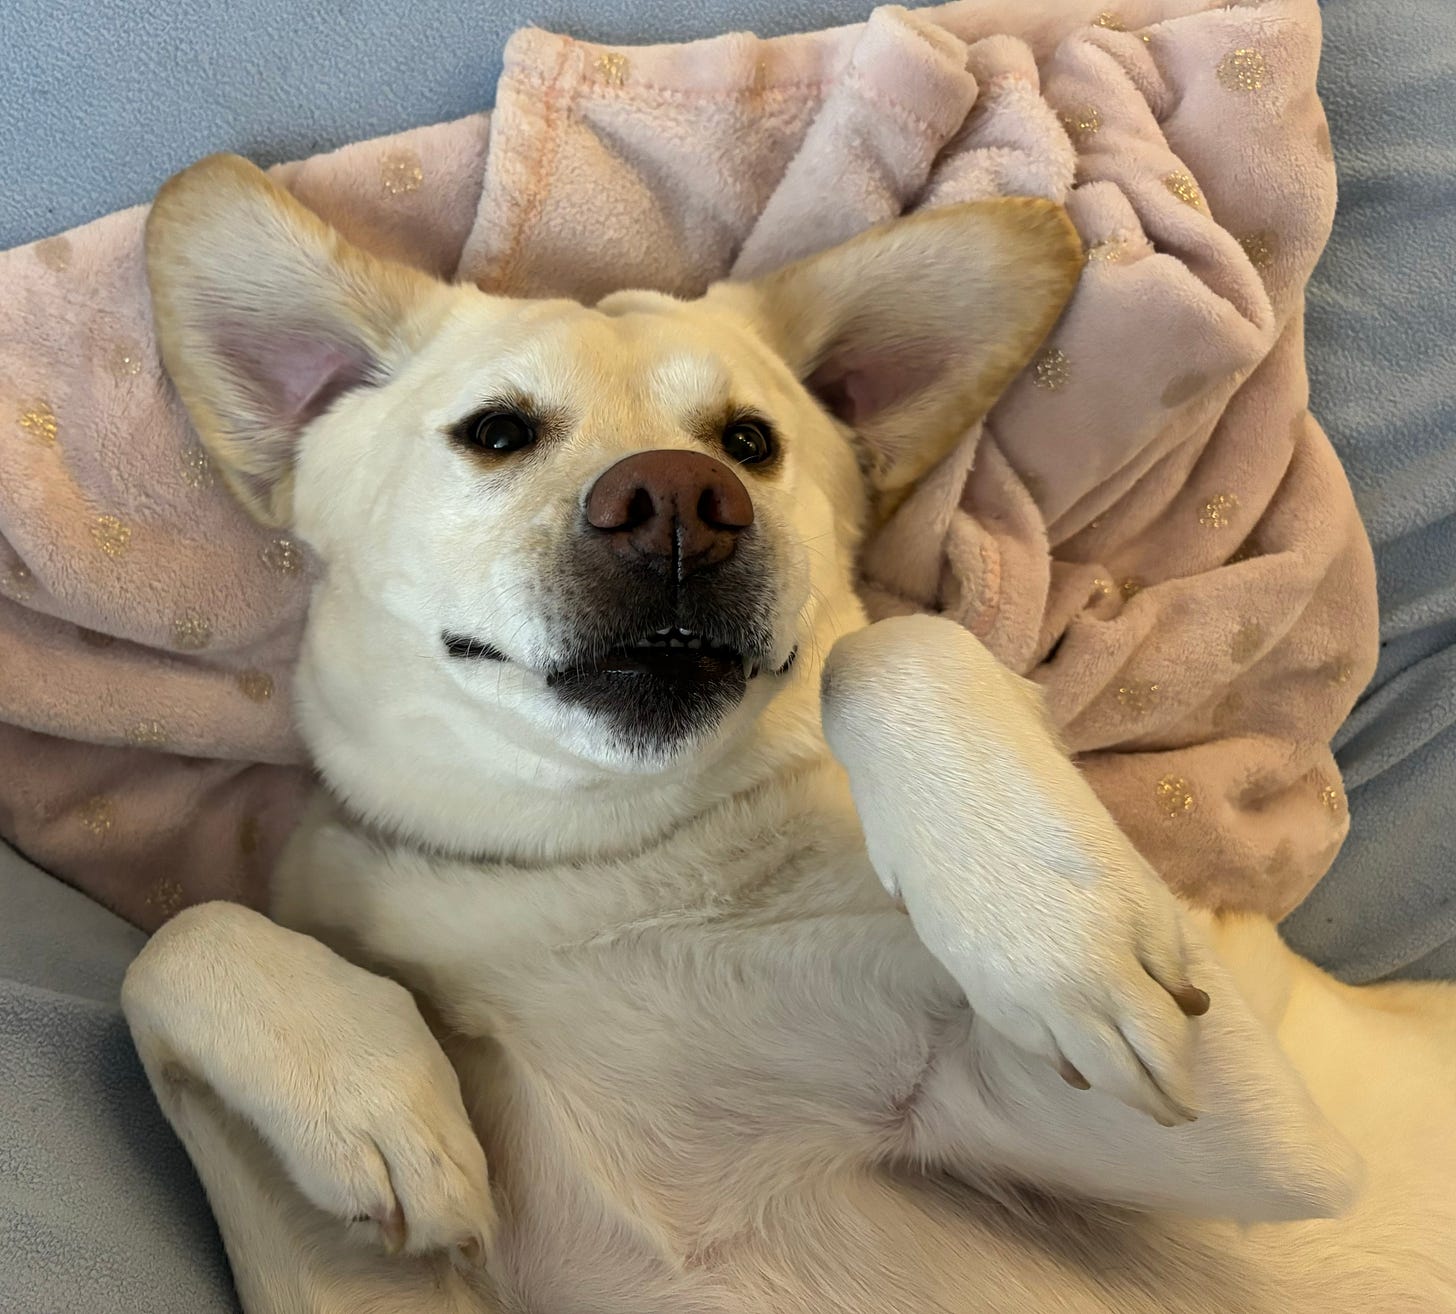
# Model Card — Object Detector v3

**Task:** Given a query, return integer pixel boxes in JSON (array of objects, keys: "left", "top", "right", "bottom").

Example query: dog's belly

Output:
[
  {"left": 448, "top": 1023, "right": 1289, "bottom": 1314},
  {"left": 429, "top": 938, "right": 1271, "bottom": 1314},
  {"left": 427, "top": 923, "right": 1456, "bottom": 1314}
]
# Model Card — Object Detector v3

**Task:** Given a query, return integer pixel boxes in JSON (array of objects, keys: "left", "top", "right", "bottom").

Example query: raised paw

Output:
[
  {"left": 822, "top": 615, "right": 1212, "bottom": 1125},
  {"left": 123, "top": 903, "right": 497, "bottom": 1266},
  {"left": 257, "top": 971, "right": 498, "bottom": 1265}
]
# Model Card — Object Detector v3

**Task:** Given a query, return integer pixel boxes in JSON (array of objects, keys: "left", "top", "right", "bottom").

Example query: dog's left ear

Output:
[{"left": 725, "top": 201, "right": 1082, "bottom": 517}]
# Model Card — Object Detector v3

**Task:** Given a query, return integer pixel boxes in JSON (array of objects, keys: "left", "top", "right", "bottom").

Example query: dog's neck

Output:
[
  {"left": 296, "top": 651, "right": 835, "bottom": 870},
  {"left": 290, "top": 573, "right": 864, "bottom": 869}
]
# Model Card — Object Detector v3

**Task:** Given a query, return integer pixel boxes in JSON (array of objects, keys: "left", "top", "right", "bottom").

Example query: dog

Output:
[{"left": 121, "top": 154, "right": 1456, "bottom": 1314}]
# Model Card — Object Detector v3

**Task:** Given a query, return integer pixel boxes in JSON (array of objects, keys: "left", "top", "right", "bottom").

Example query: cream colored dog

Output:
[{"left": 122, "top": 155, "right": 1456, "bottom": 1314}]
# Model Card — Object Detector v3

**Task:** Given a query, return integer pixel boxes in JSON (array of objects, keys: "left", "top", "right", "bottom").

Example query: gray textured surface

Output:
[
  {"left": 0, "top": 841, "right": 237, "bottom": 1314},
  {"left": 1281, "top": 0, "right": 1456, "bottom": 981},
  {"left": 0, "top": 0, "right": 881, "bottom": 251}
]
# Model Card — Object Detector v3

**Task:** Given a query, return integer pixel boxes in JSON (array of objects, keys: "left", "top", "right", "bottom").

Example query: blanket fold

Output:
[{"left": 0, "top": 0, "right": 1374, "bottom": 929}]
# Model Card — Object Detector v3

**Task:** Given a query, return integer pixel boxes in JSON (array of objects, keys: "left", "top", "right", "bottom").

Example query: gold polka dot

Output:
[
  {"left": 34, "top": 235, "right": 73, "bottom": 272},
  {"left": 1230, "top": 620, "right": 1264, "bottom": 665},
  {"left": 1163, "top": 170, "right": 1203, "bottom": 209},
  {"left": 19, "top": 400, "right": 58, "bottom": 445},
  {"left": 1328, "top": 659, "right": 1354, "bottom": 687},
  {"left": 1032, "top": 348, "right": 1070, "bottom": 391},
  {"left": 1155, "top": 775, "right": 1195, "bottom": 817},
  {"left": 1116, "top": 680, "right": 1160, "bottom": 714},
  {"left": 379, "top": 149, "right": 424, "bottom": 197},
  {"left": 1120, "top": 576, "right": 1144, "bottom": 600},
  {"left": 91, "top": 514, "right": 132, "bottom": 558},
  {"left": 236, "top": 670, "right": 275, "bottom": 703},
  {"left": 126, "top": 719, "right": 170, "bottom": 748},
  {"left": 1319, "top": 782, "right": 1343, "bottom": 815},
  {"left": 1199, "top": 492, "right": 1240, "bottom": 530},
  {"left": 261, "top": 537, "right": 304, "bottom": 575},
  {"left": 1088, "top": 516, "right": 1104, "bottom": 530},
  {"left": 239, "top": 815, "right": 262, "bottom": 857},
  {"left": 1161, "top": 373, "right": 1207, "bottom": 408},
  {"left": 1086, "top": 237, "right": 1129, "bottom": 264},
  {"left": 1237, "top": 230, "right": 1275, "bottom": 274},
  {"left": 78, "top": 795, "right": 116, "bottom": 837},
  {"left": 1216, "top": 47, "right": 1266, "bottom": 93},
  {"left": 145, "top": 878, "right": 185, "bottom": 919},
  {"left": 1059, "top": 106, "right": 1101, "bottom": 144},
  {"left": 5, "top": 563, "right": 35, "bottom": 600},
  {"left": 77, "top": 626, "right": 114, "bottom": 648},
  {"left": 173, "top": 611, "right": 213, "bottom": 651},
  {"left": 594, "top": 51, "right": 629, "bottom": 84},
  {"left": 182, "top": 446, "right": 216, "bottom": 490},
  {"left": 1090, "top": 577, "right": 1113, "bottom": 602},
  {"left": 106, "top": 338, "right": 145, "bottom": 379},
  {"left": 1094, "top": 10, "right": 1126, "bottom": 30}
]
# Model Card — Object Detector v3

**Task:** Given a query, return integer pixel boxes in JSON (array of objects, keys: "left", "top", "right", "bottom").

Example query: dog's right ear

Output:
[{"left": 146, "top": 153, "right": 450, "bottom": 526}]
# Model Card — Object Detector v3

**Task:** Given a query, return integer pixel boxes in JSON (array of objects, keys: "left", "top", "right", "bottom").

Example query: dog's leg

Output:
[
  {"left": 822, "top": 615, "right": 1359, "bottom": 1222},
  {"left": 122, "top": 901, "right": 496, "bottom": 1313}
]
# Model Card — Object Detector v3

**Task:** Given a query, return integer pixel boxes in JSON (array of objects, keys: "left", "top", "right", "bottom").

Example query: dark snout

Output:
[
  {"left": 532, "top": 448, "right": 781, "bottom": 753},
  {"left": 584, "top": 450, "right": 754, "bottom": 580}
]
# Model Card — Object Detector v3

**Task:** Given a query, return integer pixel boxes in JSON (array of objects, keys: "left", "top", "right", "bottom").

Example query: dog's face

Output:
[
  {"left": 281, "top": 290, "right": 858, "bottom": 770},
  {"left": 147, "top": 156, "right": 1079, "bottom": 815}
]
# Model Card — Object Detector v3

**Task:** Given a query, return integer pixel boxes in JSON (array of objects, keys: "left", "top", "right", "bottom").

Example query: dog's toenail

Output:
[
  {"left": 1058, "top": 1059, "right": 1090, "bottom": 1090},
  {"left": 1172, "top": 984, "right": 1211, "bottom": 1017}
]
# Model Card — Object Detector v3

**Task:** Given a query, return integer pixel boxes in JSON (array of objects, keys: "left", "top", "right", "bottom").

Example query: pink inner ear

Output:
[
  {"left": 216, "top": 322, "right": 375, "bottom": 430},
  {"left": 806, "top": 340, "right": 951, "bottom": 427}
]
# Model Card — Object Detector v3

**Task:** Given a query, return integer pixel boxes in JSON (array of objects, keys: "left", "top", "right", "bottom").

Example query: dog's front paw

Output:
[
  {"left": 913, "top": 863, "right": 1208, "bottom": 1127},
  {"left": 258, "top": 968, "right": 497, "bottom": 1265},
  {"left": 822, "top": 615, "right": 1211, "bottom": 1126}
]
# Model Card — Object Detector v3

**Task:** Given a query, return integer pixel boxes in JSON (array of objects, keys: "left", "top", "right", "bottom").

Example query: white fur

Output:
[{"left": 123, "top": 161, "right": 1456, "bottom": 1314}]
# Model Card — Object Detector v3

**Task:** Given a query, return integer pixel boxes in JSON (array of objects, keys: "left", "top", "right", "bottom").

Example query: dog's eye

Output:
[
  {"left": 721, "top": 420, "right": 774, "bottom": 466},
  {"left": 467, "top": 411, "right": 536, "bottom": 454}
]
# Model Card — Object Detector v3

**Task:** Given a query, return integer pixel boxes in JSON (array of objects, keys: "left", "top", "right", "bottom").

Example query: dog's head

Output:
[{"left": 147, "top": 155, "right": 1078, "bottom": 844}]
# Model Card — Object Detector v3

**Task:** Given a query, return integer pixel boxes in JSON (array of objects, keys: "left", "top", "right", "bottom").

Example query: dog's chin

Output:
[{"left": 546, "top": 640, "right": 750, "bottom": 760}]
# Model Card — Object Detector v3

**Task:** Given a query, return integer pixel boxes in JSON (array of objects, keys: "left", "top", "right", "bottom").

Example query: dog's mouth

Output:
[
  {"left": 443, "top": 626, "right": 794, "bottom": 682},
  {"left": 557, "top": 626, "right": 766, "bottom": 682},
  {"left": 443, "top": 624, "right": 795, "bottom": 753}
]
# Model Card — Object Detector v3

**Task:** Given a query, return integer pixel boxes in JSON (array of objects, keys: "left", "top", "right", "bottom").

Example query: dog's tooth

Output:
[
  {"left": 669, "top": 638, "right": 684, "bottom": 648},
  {"left": 741, "top": 654, "right": 755, "bottom": 680},
  {"left": 688, "top": 637, "right": 702, "bottom": 649}
]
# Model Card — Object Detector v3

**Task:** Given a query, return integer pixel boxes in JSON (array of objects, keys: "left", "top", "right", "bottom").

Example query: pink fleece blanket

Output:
[{"left": 0, "top": 0, "right": 1373, "bottom": 931}]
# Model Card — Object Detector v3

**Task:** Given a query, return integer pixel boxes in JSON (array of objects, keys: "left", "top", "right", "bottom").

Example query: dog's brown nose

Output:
[{"left": 585, "top": 450, "right": 754, "bottom": 577}]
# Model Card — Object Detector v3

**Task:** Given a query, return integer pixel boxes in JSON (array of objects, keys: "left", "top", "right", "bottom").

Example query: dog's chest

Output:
[
  {"left": 276, "top": 789, "right": 988, "bottom": 1307},
  {"left": 434, "top": 903, "right": 967, "bottom": 1311}
]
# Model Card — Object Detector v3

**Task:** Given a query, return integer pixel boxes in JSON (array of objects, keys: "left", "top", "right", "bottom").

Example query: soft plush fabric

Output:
[
  {"left": 0, "top": 0, "right": 1372, "bottom": 930},
  {"left": 1277, "top": 0, "right": 1456, "bottom": 982},
  {"left": 0, "top": 841, "right": 238, "bottom": 1314}
]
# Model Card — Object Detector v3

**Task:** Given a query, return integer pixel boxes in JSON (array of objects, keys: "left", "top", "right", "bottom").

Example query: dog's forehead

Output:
[{"left": 440, "top": 294, "right": 758, "bottom": 407}]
